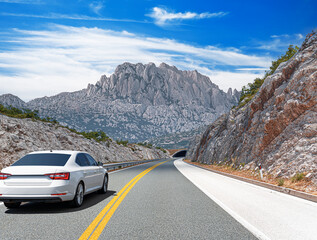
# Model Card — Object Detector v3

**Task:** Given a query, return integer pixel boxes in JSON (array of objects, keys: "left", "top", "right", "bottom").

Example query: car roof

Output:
[{"left": 28, "top": 150, "right": 85, "bottom": 155}]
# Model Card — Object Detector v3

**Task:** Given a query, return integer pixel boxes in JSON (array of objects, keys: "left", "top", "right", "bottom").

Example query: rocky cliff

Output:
[
  {"left": 187, "top": 32, "right": 317, "bottom": 184},
  {"left": 0, "top": 63, "right": 239, "bottom": 142},
  {"left": 0, "top": 114, "right": 169, "bottom": 170}
]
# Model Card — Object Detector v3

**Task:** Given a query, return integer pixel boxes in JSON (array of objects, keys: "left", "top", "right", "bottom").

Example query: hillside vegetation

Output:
[
  {"left": 0, "top": 104, "right": 111, "bottom": 143},
  {"left": 238, "top": 45, "right": 299, "bottom": 107}
]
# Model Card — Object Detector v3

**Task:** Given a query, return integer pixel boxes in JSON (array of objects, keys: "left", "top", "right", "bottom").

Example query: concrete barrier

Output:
[{"left": 103, "top": 158, "right": 170, "bottom": 171}]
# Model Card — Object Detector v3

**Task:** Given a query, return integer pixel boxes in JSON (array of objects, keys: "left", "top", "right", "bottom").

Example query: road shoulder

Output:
[{"left": 174, "top": 158, "right": 317, "bottom": 240}]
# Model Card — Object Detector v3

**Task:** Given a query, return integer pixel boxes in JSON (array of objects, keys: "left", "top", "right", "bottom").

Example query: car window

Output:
[
  {"left": 85, "top": 154, "right": 98, "bottom": 166},
  {"left": 75, "top": 153, "right": 90, "bottom": 167},
  {"left": 12, "top": 153, "right": 71, "bottom": 166}
]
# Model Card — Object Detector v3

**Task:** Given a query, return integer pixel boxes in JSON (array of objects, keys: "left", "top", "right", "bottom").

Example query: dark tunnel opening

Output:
[{"left": 172, "top": 150, "right": 187, "bottom": 158}]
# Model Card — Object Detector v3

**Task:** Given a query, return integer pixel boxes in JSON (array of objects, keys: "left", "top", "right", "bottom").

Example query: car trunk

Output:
[{"left": 2, "top": 166, "right": 66, "bottom": 186}]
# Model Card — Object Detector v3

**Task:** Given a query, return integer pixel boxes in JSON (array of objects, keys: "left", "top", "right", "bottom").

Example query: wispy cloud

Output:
[
  {"left": 1, "top": 12, "right": 146, "bottom": 23},
  {"left": 0, "top": 25, "right": 270, "bottom": 101},
  {"left": 254, "top": 33, "right": 305, "bottom": 51},
  {"left": 270, "top": 34, "right": 290, "bottom": 38},
  {"left": 0, "top": 0, "right": 42, "bottom": 3},
  {"left": 89, "top": 1, "right": 104, "bottom": 15},
  {"left": 147, "top": 7, "right": 228, "bottom": 26}
]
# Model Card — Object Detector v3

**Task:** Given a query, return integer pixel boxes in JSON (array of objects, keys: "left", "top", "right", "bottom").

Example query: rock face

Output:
[
  {"left": 0, "top": 94, "right": 27, "bottom": 109},
  {"left": 187, "top": 32, "right": 317, "bottom": 184},
  {"left": 149, "top": 125, "right": 207, "bottom": 149},
  {"left": 0, "top": 114, "right": 169, "bottom": 170},
  {"left": 0, "top": 63, "right": 239, "bottom": 142}
]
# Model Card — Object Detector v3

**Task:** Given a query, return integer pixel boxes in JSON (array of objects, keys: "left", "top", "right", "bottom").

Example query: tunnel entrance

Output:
[{"left": 172, "top": 150, "right": 187, "bottom": 158}]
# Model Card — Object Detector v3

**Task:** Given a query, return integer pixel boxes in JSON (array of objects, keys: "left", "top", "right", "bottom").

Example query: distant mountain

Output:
[
  {"left": 0, "top": 94, "right": 27, "bottom": 109},
  {"left": 148, "top": 125, "right": 207, "bottom": 149},
  {"left": 0, "top": 63, "right": 240, "bottom": 142}
]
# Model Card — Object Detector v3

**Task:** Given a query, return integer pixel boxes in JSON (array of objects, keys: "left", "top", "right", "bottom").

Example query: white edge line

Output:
[{"left": 174, "top": 159, "right": 271, "bottom": 240}]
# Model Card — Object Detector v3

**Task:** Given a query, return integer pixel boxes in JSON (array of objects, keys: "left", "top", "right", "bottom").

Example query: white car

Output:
[{"left": 0, "top": 150, "right": 108, "bottom": 209}]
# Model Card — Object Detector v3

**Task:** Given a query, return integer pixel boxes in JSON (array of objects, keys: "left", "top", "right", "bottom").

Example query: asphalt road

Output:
[{"left": 0, "top": 159, "right": 256, "bottom": 240}]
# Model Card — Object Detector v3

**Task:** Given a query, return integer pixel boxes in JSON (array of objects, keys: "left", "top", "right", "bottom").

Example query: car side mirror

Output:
[{"left": 98, "top": 161, "right": 103, "bottom": 166}]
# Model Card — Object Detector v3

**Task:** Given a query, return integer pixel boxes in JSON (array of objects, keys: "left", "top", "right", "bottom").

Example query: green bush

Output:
[
  {"left": 238, "top": 45, "right": 299, "bottom": 107},
  {"left": 116, "top": 139, "right": 129, "bottom": 146},
  {"left": 155, "top": 146, "right": 167, "bottom": 153},
  {"left": 0, "top": 104, "right": 111, "bottom": 143},
  {"left": 137, "top": 142, "right": 153, "bottom": 148},
  {"left": 291, "top": 172, "right": 305, "bottom": 182},
  {"left": 277, "top": 178, "right": 284, "bottom": 186},
  {"left": 0, "top": 104, "right": 41, "bottom": 120}
]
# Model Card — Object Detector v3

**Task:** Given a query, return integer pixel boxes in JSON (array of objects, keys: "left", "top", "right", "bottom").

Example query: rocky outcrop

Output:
[
  {"left": 0, "top": 114, "right": 169, "bottom": 170},
  {"left": 188, "top": 32, "right": 317, "bottom": 184},
  {"left": 0, "top": 63, "right": 239, "bottom": 142},
  {"left": 0, "top": 94, "right": 27, "bottom": 109}
]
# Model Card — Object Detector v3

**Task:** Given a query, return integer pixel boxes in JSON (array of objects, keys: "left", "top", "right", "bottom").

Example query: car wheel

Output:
[
  {"left": 72, "top": 182, "right": 84, "bottom": 207},
  {"left": 99, "top": 174, "right": 108, "bottom": 194},
  {"left": 4, "top": 202, "right": 21, "bottom": 209}
]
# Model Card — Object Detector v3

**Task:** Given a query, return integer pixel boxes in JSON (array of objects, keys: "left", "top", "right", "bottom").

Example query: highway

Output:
[
  {"left": 0, "top": 159, "right": 256, "bottom": 240},
  {"left": 1, "top": 158, "right": 317, "bottom": 240}
]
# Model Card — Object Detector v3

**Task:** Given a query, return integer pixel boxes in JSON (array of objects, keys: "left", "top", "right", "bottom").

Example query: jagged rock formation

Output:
[
  {"left": 0, "top": 114, "right": 169, "bottom": 169},
  {"left": 187, "top": 32, "right": 317, "bottom": 184},
  {"left": 0, "top": 63, "right": 239, "bottom": 142}
]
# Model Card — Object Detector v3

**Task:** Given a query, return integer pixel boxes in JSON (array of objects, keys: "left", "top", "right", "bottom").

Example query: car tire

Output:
[
  {"left": 4, "top": 202, "right": 21, "bottom": 209},
  {"left": 99, "top": 174, "right": 108, "bottom": 194},
  {"left": 71, "top": 182, "right": 84, "bottom": 208}
]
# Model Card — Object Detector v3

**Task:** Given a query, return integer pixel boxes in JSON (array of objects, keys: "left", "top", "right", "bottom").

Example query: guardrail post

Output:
[{"left": 259, "top": 164, "right": 263, "bottom": 180}]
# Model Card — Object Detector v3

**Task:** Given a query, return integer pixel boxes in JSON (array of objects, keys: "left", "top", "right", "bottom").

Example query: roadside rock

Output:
[
  {"left": 188, "top": 32, "right": 317, "bottom": 184},
  {"left": 0, "top": 114, "right": 169, "bottom": 169}
]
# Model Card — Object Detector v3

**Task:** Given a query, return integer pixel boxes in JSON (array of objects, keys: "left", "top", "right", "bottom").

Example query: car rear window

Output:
[{"left": 12, "top": 153, "right": 71, "bottom": 166}]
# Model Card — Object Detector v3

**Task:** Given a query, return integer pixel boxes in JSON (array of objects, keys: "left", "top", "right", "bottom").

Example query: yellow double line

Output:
[{"left": 79, "top": 160, "right": 169, "bottom": 240}]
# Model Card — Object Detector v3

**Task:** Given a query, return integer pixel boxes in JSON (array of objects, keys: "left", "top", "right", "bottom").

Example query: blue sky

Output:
[{"left": 0, "top": 0, "right": 316, "bottom": 101}]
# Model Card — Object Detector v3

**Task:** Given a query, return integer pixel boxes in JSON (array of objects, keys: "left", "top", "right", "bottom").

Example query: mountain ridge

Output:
[{"left": 0, "top": 62, "right": 240, "bottom": 142}]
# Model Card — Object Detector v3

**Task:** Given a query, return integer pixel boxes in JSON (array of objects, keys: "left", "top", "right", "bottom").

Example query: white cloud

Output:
[
  {"left": 257, "top": 33, "right": 304, "bottom": 51},
  {"left": 148, "top": 7, "right": 228, "bottom": 26},
  {"left": 209, "top": 71, "right": 264, "bottom": 92},
  {"left": 0, "top": 25, "right": 271, "bottom": 101},
  {"left": 270, "top": 34, "right": 289, "bottom": 38},
  {"left": 89, "top": 1, "right": 104, "bottom": 15},
  {"left": 0, "top": 0, "right": 42, "bottom": 3},
  {"left": 0, "top": 12, "right": 145, "bottom": 23}
]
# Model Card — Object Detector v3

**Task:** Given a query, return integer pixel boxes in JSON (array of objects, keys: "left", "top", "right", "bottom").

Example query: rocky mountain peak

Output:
[
  {"left": 1, "top": 62, "right": 241, "bottom": 142},
  {"left": 85, "top": 62, "right": 239, "bottom": 108}
]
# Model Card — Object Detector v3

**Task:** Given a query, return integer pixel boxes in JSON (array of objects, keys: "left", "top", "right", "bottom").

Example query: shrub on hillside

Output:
[{"left": 239, "top": 45, "right": 299, "bottom": 107}]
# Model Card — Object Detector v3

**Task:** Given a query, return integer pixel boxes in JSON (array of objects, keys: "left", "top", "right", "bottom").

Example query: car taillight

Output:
[
  {"left": 0, "top": 173, "right": 11, "bottom": 180},
  {"left": 45, "top": 172, "right": 70, "bottom": 180}
]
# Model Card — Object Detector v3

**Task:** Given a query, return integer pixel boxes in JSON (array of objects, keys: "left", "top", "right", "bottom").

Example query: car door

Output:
[
  {"left": 75, "top": 153, "right": 95, "bottom": 193},
  {"left": 85, "top": 154, "right": 104, "bottom": 189}
]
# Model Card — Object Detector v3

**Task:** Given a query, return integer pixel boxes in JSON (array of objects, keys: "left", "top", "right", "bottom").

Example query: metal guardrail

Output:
[{"left": 103, "top": 158, "right": 168, "bottom": 171}]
